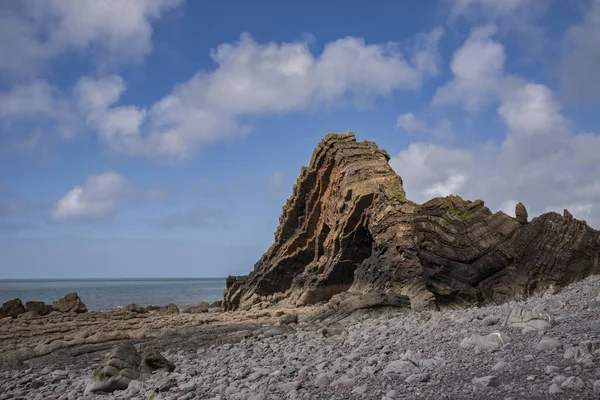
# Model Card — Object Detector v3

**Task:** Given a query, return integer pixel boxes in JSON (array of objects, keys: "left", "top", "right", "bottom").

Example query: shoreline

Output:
[{"left": 1, "top": 275, "right": 600, "bottom": 398}]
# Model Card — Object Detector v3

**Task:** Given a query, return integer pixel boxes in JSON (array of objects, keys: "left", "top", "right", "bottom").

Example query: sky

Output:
[{"left": 1, "top": 0, "right": 599, "bottom": 279}]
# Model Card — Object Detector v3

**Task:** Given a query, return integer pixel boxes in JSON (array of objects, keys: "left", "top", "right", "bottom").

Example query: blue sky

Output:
[{"left": 1, "top": 0, "right": 599, "bottom": 278}]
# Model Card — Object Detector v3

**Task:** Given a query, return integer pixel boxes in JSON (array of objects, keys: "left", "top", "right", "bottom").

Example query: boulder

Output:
[
  {"left": 1, "top": 298, "right": 25, "bottom": 318},
  {"left": 209, "top": 300, "right": 222, "bottom": 308},
  {"left": 157, "top": 303, "right": 179, "bottom": 315},
  {"left": 84, "top": 343, "right": 175, "bottom": 394},
  {"left": 146, "top": 305, "right": 161, "bottom": 311},
  {"left": 84, "top": 342, "right": 141, "bottom": 394},
  {"left": 52, "top": 292, "right": 87, "bottom": 313},
  {"left": 183, "top": 302, "right": 209, "bottom": 314},
  {"left": 223, "top": 132, "right": 600, "bottom": 316},
  {"left": 515, "top": 202, "right": 528, "bottom": 224},
  {"left": 125, "top": 303, "right": 147, "bottom": 314},
  {"left": 25, "top": 301, "right": 52, "bottom": 316}
]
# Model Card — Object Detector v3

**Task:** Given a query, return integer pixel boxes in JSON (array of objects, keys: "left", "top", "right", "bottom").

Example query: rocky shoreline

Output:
[{"left": 1, "top": 275, "right": 600, "bottom": 399}]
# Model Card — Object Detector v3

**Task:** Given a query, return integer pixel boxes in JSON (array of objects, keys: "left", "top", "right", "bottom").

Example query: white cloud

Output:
[
  {"left": 560, "top": 0, "right": 600, "bottom": 104},
  {"left": 2, "top": 30, "right": 443, "bottom": 158},
  {"left": 0, "top": 0, "right": 183, "bottom": 78},
  {"left": 396, "top": 113, "right": 455, "bottom": 141},
  {"left": 433, "top": 25, "right": 505, "bottom": 112},
  {"left": 51, "top": 171, "right": 163, "bottom": 222},
  {"left": 393, "top": 26, "right": 600, "bottom": 228}
]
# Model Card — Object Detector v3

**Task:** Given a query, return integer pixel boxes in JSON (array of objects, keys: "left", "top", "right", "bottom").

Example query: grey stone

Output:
[
  {"left": 545, "top": 366, "right": 561, "bottom": 374},
  {"left": 492, "top": 361, "right": 510, "bottom": 372},
  {"left": 384, "top": 360, "right": 418, "bottom": 374},
  {"left": 537, "top": 338, "right": 561, "bottom": 351},
  {"left": 330, "top": 376, "right": 355, "bottom": 388},
  {"left": 482, "top": 315, "right": 501, "bottom": 326},
  {"left": 548, "top": 383, "right": 563, "bottom": 394},
  {"left": 561, "top": 376, "right": 585, "bottom": 390},
  {"left": 405, "top": 373, "right": 430, "bottom": 384},
  {"left": 472, "top": 375, "right": 500, "bottom": 388}
]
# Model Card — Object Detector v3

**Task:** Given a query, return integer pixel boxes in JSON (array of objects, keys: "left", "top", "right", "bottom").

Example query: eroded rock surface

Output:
[{"left": 224, "top": 132, "right": 600, "bottom": 316}]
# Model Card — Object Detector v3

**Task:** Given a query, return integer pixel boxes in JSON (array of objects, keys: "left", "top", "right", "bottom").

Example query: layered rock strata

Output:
[{"left": 224, "top": 132, "right": 600, "bottom": 314}]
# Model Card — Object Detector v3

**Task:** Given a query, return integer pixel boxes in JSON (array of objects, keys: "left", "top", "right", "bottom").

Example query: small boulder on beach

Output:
[
  {"left": 183, "top": 302, "right": 209, "bottom": 314},
  {"left": 158, "top": 303, "right": 180, "bottom": 315},
  {"left": 25, "top": 301, "right": 52, "bottom": 316},
  {"left": 0, "top": 298, "right": 26, "bottom": 318},
  {"left": 126, "top": 303, "right": 147, "bottom": 314}
]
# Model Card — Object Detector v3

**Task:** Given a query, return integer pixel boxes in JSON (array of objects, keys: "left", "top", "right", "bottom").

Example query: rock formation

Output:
[
  {"left": 183, "top": 302, "right": 209, "bottom": 313},
  {"left": 52, "top": 292, "right": 87, "bottom": 313},
  {"left": 84, "top": 342, "right": 174, "bottom": 394},
  {"left": 224, "top": 132, "right": 600, "bottom": 315}
]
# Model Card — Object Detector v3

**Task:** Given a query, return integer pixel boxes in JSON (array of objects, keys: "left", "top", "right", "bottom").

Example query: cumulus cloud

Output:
[
  {"left": 392, "top": 26, "right": 600, "bottom": 228},
  {"left": 1, "top": 30, "right": 443, "bottom": 158},
  {"left": 0, "top": 0, "right": 183, "bottom": 78},
  {"left": 560, "top": 0, "right": 600, "bottom": 105},
  {"left": 51, "top": 171, "right": 164, "bottom": 222},
  {"left": 157, "top": 207, "right": 225, "bottom": 229}
]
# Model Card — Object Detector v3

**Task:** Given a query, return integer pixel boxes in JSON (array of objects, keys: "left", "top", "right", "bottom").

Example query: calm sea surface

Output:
[{"left": 0, "top": 278, "right": 226, "bottom": 311}]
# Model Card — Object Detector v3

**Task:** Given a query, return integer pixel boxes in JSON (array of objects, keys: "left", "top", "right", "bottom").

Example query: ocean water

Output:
[{"left": 0, "top": 278, "right": 226, "bottom": 311}]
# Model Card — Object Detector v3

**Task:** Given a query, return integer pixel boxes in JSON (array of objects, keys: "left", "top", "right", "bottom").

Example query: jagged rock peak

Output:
[
  {"left": 223, "top": 132, "right": 600, "bottom": 317},
  {"left": 516, "top": 202, "right": 528, "bottom": 224}
]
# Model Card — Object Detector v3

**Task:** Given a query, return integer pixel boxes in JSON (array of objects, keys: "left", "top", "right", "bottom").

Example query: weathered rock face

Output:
[
  {"left": 224, "top": 132, "right": 600, "bottom": 314},
  {"left": 52, "top": 292, "right": 87, "bottom": 313},
  {"left": 158, "top": 303, "right": 179, "bottom": 315}
]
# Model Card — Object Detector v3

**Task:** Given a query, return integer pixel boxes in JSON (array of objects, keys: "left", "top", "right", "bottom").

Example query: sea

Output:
[{"left": 0, "top": 278, "right": 226, "bottom": 311}]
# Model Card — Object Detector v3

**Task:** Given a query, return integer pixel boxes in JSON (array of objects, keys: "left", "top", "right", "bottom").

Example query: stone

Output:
[
  {"left": 158, "top": 303, "right": 180, "bottom": 315},
  {"left": 472, "top": 375, "right": 500, "bottom": 388},
  {"left": 314, "top": 373, "right": 330, "bottom": 387},
  {"left": 460, "top": 332, "right": 508, "bottom": 350},
  {"left": 52, "top": 293, "right": 87, "bottom": 313},
  {"left": 549, "top": 383, "right": 563, "bottom": 394},
  {"left": 384, "top": 360, "right": 418, "bottom": 374},
  {"left": 84, "top": 343, "right": 174, "bottom": 394},
  {"left": 125, "top": 303, "right": 147, "bottom": 314},
  {"left": 84, "top": 343, "right": 141, "bottom": 394},
  {"left": 140, "top": 350, "right": 175, "bottom": 373},
  {"left": 545, "top": 366, "right": 561, "bottom": 374},
  {"left": 330, "top": 376, "right": 355, "bottom": 388},
  {"left": 492, "top": 361, "right": 510, "bottom": 372},
  {"left": 222, "top": 132, "right": 600, "bottom": 318},
  {"left": 515, "top": 202, "right": 528, "bottom": 224},
  {"left": 209, "top": 300, "right": 223, "bottom": 308},
  {"left": 278, "top": 313, "right": 298, "bottom": 325},
  {"left": 560, "top": 376, "right": 584, "bottom": 390},
  {"left": 482, "top": 315, "right": 500, "bottom": 326},
  {"left": 537, "top": 337, "right": 561, "bottom": 351},
  {"left": 405, "top": 373, "right": 430, "bottom": 384},
  {"left": 593, "top": 380, "right": 600, "bottom": 394},
  {"left": 183, "top": 302, "right": 209, "bottom": 314},
  {"left": 504, "top": 306, "right": 552, "bottom": 332},
  {"left": 25, "top": 301, "right": 51, "bottom": 316},
  {"left": 1, "top": 298, "right": 25, "bottom": 318}
]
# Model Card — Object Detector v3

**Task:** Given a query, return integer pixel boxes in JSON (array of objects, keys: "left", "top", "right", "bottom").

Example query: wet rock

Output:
[{"left": 84, "top": 343, "right": 141, "bottom": 394}]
